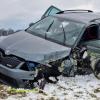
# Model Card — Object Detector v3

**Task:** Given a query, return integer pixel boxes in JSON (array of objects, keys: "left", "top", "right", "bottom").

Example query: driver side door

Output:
[{"left": 41, "top": 5, "right": 61, "bottom": 19}]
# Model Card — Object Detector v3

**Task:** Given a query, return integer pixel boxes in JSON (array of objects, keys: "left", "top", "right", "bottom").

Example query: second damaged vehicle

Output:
[{"left": 0, "top": 6, "right": 100, "bottom": 88}]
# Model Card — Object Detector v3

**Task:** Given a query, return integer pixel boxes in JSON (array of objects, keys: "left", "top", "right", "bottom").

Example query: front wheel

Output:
[{"left": 61, "top": 58, "right": 76, "bottom": 77}]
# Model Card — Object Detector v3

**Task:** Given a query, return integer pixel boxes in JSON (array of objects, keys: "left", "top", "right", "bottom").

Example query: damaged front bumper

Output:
[{"left": 0, "top": 54, "right": 38, "bottom": 88}]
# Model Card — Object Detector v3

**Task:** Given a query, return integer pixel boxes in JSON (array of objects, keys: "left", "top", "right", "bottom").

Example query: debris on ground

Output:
[{"left": 0, "top": 74, "right": 100, "bottom": 100}]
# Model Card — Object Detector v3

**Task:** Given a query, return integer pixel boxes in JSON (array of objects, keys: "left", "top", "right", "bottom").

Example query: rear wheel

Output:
[{"left": 94, "top": 60, "right": 100, "bottom": 79}]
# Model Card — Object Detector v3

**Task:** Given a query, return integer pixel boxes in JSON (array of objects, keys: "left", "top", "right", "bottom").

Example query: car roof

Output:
[{"left": 53, "top": 12, "right": 100, "bottom": 24}]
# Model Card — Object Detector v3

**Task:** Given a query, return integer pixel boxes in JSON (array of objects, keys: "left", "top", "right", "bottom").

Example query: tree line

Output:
[{"left": 0, "top": 29, "right": 16, "bottom": 36}]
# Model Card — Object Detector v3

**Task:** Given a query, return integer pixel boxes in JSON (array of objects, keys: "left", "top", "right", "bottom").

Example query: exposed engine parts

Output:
[
  {"left": 60, "top": 46, "right": 92, "bottom": 77},
  {"left": 71, "top": 46, "right": 92, "bottom": 75},
  {"left": 23, "top": 45, "right": 99, "bottom": 89}
]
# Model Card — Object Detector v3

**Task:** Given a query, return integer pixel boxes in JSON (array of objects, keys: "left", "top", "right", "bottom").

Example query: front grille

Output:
[{"left": 0, "top": 56, "right": 22, "bottom": 68}]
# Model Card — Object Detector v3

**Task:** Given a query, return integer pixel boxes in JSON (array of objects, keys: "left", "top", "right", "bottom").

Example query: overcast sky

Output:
[{"left": 0, "top": 0, "right": 100, "bottom": 30}]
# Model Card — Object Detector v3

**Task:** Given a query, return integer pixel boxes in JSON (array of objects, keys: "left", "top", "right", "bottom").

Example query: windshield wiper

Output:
[
  {"left": 45, "top": 20, "right": 54, "bottom": 38},
  {"left": 47, "top": 20, "right": 54, "bottom": 32}
]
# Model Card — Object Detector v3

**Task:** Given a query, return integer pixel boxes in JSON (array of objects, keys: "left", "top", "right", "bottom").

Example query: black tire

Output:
[
  {"left": 62, "top": 65, "right": 75, "bottom": 77},
  {"left": 69, "top": 65, "right": 76, "bottom": 77},
  {"left": 94, "top": 60, "right": 100, "bottom": 79}
]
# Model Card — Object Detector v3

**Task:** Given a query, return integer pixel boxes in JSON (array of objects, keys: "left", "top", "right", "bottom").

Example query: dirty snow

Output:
[{"left": 1, "top": 74, "right": 99, "bottom": 100}]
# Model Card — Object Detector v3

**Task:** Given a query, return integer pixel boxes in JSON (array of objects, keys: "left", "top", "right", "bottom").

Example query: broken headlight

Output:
[{"left": 26, "top": 61, "right": 38, "bottom": 71}]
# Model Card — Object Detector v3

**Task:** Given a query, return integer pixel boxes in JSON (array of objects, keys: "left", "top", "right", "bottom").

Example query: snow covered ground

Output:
[{"left": 3, "top": 74, "right": 100, "bottom": 100}]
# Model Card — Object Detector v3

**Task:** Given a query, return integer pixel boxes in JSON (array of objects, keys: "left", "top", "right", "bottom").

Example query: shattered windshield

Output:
[
  {"left": 27, "top": 17, "right": 54, "bottom": 37},
  {"left": 27, "top": 16, "right": 85, "bottom": 46}
]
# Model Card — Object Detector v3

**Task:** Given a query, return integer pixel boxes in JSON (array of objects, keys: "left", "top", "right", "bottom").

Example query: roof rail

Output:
[
  {"left": 64, "top": 10, "right": 93, "bottom": 12},
  {"left": 57, "top": 9, "right": 93, "bottom": 14}
]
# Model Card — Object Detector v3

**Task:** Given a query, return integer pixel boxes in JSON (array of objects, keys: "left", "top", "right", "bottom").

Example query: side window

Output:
[
  {"left": 46, "top": 18, "right": 64, "bottom": 44},
  {"left": 28, "top": 17, "right": 54, "bottom": 37},
  {"left": 82, "top": 25, "right": 99, "bottom": 41}
]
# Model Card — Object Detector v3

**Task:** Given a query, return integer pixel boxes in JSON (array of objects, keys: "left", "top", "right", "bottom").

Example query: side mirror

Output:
[{"left": 29, "top": 23, "right": 34, "bottom": 27}]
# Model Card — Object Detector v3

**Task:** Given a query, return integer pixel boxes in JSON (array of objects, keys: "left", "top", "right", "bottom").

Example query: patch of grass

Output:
[
  {"left": 94, "top": 88, "right": 100, "bottom": 93},
  {"left": 74, "top": 94, "right": 80, "bottom": 97},
  {"left": 89, "top": 93, "right": 97, "bottom": 98},
  {"left": 0, "top": 84, "right": 8, "bottom": 99},
  {"left": 7, "top": 87, "right": 39, "bottom": 96},
  {"left": 77, "top": 91, "right": 83, "bottom": 94},
  {"left": 38, "top": 89, "right": 48, "bottom": 96},
  {"left": 48, "top": 96, "right": 59, "bottom": 100}
]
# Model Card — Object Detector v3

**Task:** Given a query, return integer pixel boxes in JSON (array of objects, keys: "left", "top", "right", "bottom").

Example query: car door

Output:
[{"left": 41, "top": 5, "right": 61, "bottom": 19}]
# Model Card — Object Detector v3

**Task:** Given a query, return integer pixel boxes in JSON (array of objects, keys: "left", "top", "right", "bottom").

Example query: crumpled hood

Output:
[{"left": 0, "top": 31, "right": 71, "bottom": 64}]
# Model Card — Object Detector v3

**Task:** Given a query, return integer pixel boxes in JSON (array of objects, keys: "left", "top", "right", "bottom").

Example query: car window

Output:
[
  {"left": 46, "top": 18, "right": 64, "bottom": 44},
  {"left": 27, "top": 16, "right": 85, "bottom": 46},
  {"left": 27, "top": 17, "right": 54, "bottom": 37},
  {"left": 46, "top": 18, "right": 85, "bottom": 46},
  {"left": 64, "top": 21, "right": 84, "bottom": 46},
  {"left": 82, "top": 25, "right": 99, "bottom": 41},
  {"left": 41, "top": 6, "right": 61, "bottom": 19},
  {"left": 48, "top": 8, "right": 60, "bottom": 16}
]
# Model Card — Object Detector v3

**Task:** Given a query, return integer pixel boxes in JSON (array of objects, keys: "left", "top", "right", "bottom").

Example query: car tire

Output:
[{"left": 94, "top": 60, "right": 100, "bottom": 79}]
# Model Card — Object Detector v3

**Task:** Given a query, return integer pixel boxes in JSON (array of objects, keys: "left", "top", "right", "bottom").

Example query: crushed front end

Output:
[{"left": 0, "top": 49, "right": 41, "bottom": 88}]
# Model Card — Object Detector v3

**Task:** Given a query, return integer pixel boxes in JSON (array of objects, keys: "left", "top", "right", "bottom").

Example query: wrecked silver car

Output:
[{"left": 0, "top": 6, "right": 100, "bottom": 88}]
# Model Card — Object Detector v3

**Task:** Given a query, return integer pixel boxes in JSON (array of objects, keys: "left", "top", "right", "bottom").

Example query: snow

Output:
[{"left": 4, "top": 74, "right": 100, "bottom": 100}]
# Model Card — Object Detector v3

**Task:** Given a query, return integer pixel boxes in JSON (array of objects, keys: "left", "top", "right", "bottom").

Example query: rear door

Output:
[{"left": 41, "top": 5, "right": 61, "bottom": 19}]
